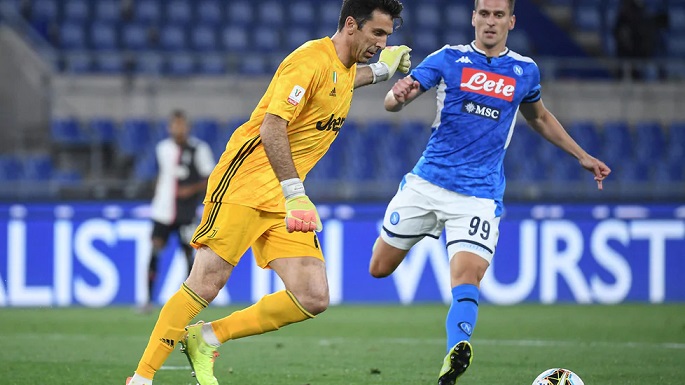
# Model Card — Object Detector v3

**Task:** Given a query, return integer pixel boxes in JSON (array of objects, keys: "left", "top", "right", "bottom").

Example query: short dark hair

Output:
[
  {"left": 474, "top": 0, "right": 516, "bottom": 14},
  {"left": 338, "top": 0, "right": 404, "bottom": 31},
  {"left": 171, "top": 109, "right": 186, "bottom": 120}
]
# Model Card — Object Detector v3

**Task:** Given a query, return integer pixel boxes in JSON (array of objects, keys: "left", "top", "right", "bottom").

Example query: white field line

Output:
[
  {"left": 159, "top": 365, "right": 191, "bottom": 371},
  {"left": 16, "top": 333, "right": 685, "bottom": 350}
]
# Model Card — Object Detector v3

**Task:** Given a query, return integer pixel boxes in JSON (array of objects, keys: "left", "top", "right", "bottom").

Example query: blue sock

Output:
[{"left": 445, "top": 284, "right": 480, "bottom": 353}]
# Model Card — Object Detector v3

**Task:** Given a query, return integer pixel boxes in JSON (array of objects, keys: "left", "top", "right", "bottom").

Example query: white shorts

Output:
[{"left": 380, "top": 173, "right": 501, "bottom": 263}]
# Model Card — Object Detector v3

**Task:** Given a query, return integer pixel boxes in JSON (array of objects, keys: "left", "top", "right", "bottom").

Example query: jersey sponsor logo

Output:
[
  {"left": 462, "top": 99, "right": 501, "bottom": 120},
  {"left": 316, "top": 114, "right": 345, "bottom": 132},
  {"left": 460, "top": 68, "right": 516, "bottom": 101},
  {"left": 287, "top": 85, "right": 306, "bottom": 106},
  {"left": 329, "top": 87, "right": 337, "bottom": 97},
  {"left": 455, "top": 56, "right": 472, "bottom": 64}
]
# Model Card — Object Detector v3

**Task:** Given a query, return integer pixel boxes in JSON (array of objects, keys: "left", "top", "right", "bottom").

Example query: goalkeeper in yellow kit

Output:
[{"left": 125, "top": 1, "right": 411, "bottom": 384}]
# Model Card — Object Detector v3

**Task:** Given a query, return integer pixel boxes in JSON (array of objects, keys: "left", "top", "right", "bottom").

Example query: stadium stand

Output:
[{"left": 0, "top": 0, "right": 683, "bottom": 201}]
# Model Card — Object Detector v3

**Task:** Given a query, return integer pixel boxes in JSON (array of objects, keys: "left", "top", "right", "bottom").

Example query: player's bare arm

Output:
[
  {"left": 259, "top": 112, "right": 299, "bottom": 181},
  {"left": 520, "top": 99, "right": 611, "bottom": 189},
  {"left": 384, "top": 75, "right": 423, "bottom": 112}
]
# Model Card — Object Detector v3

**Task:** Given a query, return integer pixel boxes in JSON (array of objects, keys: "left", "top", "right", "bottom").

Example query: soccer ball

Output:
[{"left": 532, "top": 368, "right": 584, "bottom": 385}]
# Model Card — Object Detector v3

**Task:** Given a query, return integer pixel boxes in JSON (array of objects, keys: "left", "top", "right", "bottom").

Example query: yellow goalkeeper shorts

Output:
[{"left": 190, "top": 202, "right": 323, "bottom": 268}]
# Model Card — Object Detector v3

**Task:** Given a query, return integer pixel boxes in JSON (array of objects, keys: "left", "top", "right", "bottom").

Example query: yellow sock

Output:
[
  {"left": 211, "top": 290, "right": 313, "bottom": 343},
  {"left": 135, "top": 283, "right": 208, "bottom": 379}
]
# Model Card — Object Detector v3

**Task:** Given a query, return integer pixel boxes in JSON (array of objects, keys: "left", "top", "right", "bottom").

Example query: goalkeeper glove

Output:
[
  {"left": 281, "top": 178, "right": 322, "bottom": 233},
  {"left": 369, "top": 45, "right": 412, "bottom": 84}
]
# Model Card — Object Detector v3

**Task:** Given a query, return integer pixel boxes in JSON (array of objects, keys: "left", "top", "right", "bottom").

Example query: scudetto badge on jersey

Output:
[{"left": 287, "top": 85, "right": 306, "bottom": 106}]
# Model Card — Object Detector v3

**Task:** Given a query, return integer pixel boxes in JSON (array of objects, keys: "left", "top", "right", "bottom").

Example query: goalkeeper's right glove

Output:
[
  {"left": 281, "top": 178, "right": 322, "bottom": 233},
  {"left": 369, "top": 45, "right": 412, "bottom": 84}
]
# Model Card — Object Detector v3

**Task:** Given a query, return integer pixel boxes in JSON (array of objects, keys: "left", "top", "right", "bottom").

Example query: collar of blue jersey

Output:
[{"left": 469, "top": 41, "right": 510, "bottom": 58}]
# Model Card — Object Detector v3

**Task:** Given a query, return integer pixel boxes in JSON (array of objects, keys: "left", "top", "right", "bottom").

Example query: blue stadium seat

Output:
[
  {"left": 667, "top": 34, "right": 685, "bottom": 57},
  {"left": 444, "top": 4, "right": 471, "bottom": 29},
  {"left": 63, "top": 0, "right": 89, "bottom": 23},
  {"left": 59, "top": 22, "right": 86, "bottom": 50},
  {"left": 415, "top": 3, "right": 440, "bottom": 30},
  {"left": 222, "top": 26, "right": 249, "bottom": 52},
  {"left": 670, "top": 6, "right": 685, "bottom": 32},
  {"left": 239, "top": 53, "right": 268, "bottom": 75},
  {"left": 257, "top": 1, "right": 284, "bottom": 26},
  {"left": 166, "top": 0, "right": 191, "bottom": 24},
  {"left": 134, "top": 0, "right": 160, "bottom": 24},
  {"left": 339, "top": 121, "right": 375, "bottom": 181},
  {"left": 191, "top": 25, "right": 217, "bottom": 51},
  {"left": 53, "top": 168, "right": 82, "bottom": 183},
  {"left": 285, "top": 27, "right": 314, "bottom": 51},
  {"left": 121, "top": 23, "right": 150, "bottom": 51},
  {"left": 507, "top": 30, "right": 532, "bottom": 53},
  {"left": 166, "top": 53, "right": 195, "bottom": 75},
  {"left": 135, "top": 53, "right": 164, "bottom": 74},
  {"left": 134, "top": 152, "right": 158, "bottom": 181},
  {"left": 547, "top": 156, "right": 581, "bottom": 181},
  {"left": 197, "top": 0, "right": 222, "bottom": 26},
  {"left": 198, "top": 54, "right": 225, "bottom": 75},
  {"left": 634, "top": 121, "right": 665, "bottom": 162},
  {"left": 318, "top": 24, "right": 341, "bottom": 39},
  {"left": 63, "top": 52, "right": 92, "bottom": 73},
  {"left": 31, "top": 0, "right": 57, "bottom": 21},
  {"left": 289, "top": 1, "right": 315, "bottom": 27},
  {"left": 23, "top": 154, "right": 53, "bottom": 180},
  {"left": 318, "top": 1, "right": 340, "bottom": 26},
  {"left": 398, "top": 120, "right": 430, "bottom": 164},
  {"left": 226, "top": 1, "right": 253, "bottom": 26},
  {"left": 568, "top": 121, "right": 600, "bottom": 156},
  {"left": 51, "top": 117, "right": 89, "bottom": 146},
  {"left": 573, "top": 3, "right": 602, "bottom": 31},
  {"left": 0, "top": 0, "right": 21, "bottom": 14},
  {"left": 0, "top": 155, "right": 24, "bottom": 181},
  {"left": 94, "top": 0, "right": 120, "bottom": 23},
  {"left": 384, "top": 29, "right": 406, "bottom": 47},
  {"left": 253, "top": 26, "right": 280, "bottom": 52},
  {"left": 600, "top": 121, "right": 633, "bottom": 165},
  {"left": 192, "top": 119, "right": 219, "bottom": 143},
  {"left": 616, "top": 160, "right": 650, "bottom": 182},
  {"left": 117, "top": 119, "right": 153, "bottom": 156},
  {"left": 442, "top": 30, "right": 468, "bottom": 47},
  {"left": 95, "top": 52, "right": 124, "bottom": 73},
  {"left": 159, "top": 25, "right": 187, "bottom": 51},
  {"left": 666, "top": 122, "right": 685, "bottom": 163},
  {"left": 90, "top": 22, "right": 118, "bottom": 50},
  {"left": 653, "top": 160, "right": 684, "bottom": 182},
  {"left": 538, "top": 139, "right": 567, "bottom": 164},
  {"left": 89, "top": 118, "right": 116, "bottom": 144},
  {"left": 413, "top": 30, "right": 440, "bottom": 57},
  {"left": 368, "top": 121, "right": 409, "bottom": 180}
]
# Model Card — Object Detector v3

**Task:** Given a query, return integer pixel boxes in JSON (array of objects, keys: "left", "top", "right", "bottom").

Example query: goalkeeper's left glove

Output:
[
  {"left": 281, "top": 178, "right": 322, "bottom": 233},
  {"left": 369, "top": 45, "right": 412, "bottom": 84}
]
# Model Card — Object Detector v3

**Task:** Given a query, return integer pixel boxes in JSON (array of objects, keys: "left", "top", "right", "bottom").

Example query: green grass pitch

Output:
[{"left": 1, "top": 304, "right": 684, "bottom": 384}]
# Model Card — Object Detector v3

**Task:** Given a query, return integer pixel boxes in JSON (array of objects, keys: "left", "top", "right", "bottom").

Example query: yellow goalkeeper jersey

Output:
[{"left": 205, "top": 37, "right": 356, "bottom": 212}]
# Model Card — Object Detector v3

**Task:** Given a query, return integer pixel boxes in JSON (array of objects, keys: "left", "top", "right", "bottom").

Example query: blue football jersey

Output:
[{"left": 409, "top": 42, "right": 541, "bottom": 214}]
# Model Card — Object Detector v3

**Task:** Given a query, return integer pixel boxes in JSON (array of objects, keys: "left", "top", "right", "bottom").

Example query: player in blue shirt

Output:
[{"left": 369, "top": 0, "right": 611, "bottom": 384}]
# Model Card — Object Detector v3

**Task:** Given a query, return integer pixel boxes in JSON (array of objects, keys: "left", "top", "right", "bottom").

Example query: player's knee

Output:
[
  {"left": 295, "top": 288, "right": 329, "bottom": 315},
  {"left": 451, "top": 264, "right": 488, "bottom": 286},
  {"left": 369, "top": 260, "right": 392, "bottom": 278}
]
